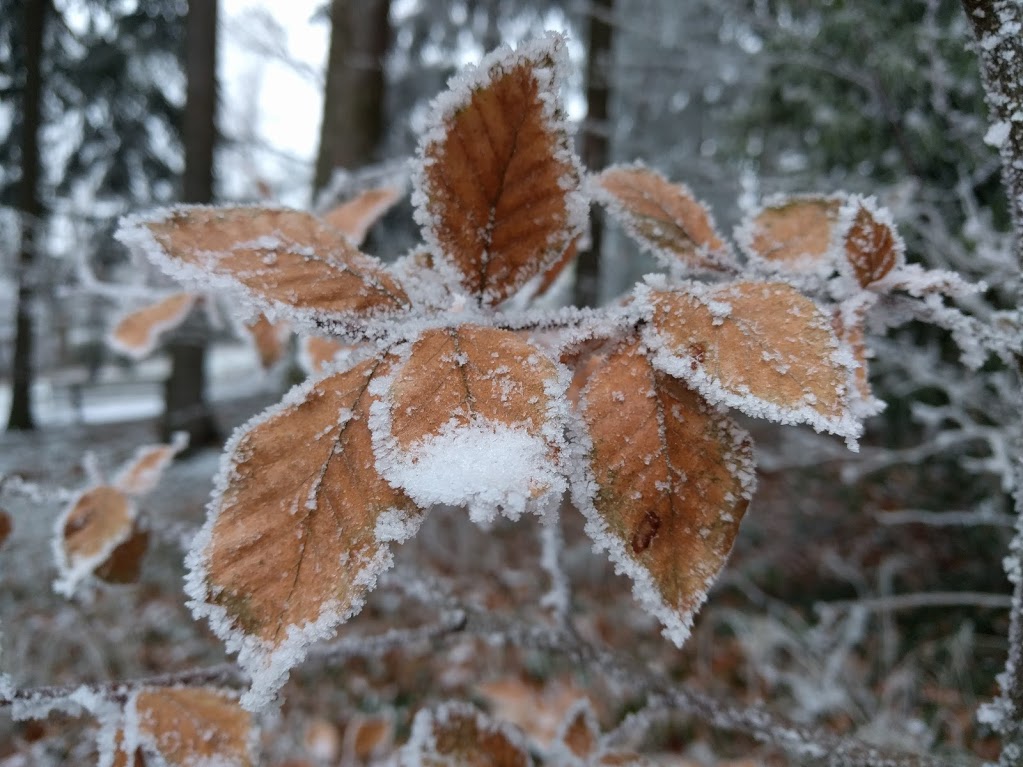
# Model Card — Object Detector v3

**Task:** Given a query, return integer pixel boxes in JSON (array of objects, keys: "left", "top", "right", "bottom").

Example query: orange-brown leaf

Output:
[
  {"left": 740, "top": 195, "right": 842, "bottom": 272},
  {"left": 579, "top": 340, "right": 754, "bottom": 645},
  {"left": 119, "top": 207, "right": 409, "bottom": 325},
  {"left": 831, "top": 301, "right": 882, "bottom": 418},
  {"left": 109, "top": 293, "right": 197, "bottom": 359},
  {"left": 414, "top": 36, "right": 583, "bottom": 304},
  {"left": 343, "top": 713, "right": 395, "bottom": 761},
  {"left": 320, "top": 186, "right": 404, "bottom": 246},
  {"left": 95, "top": 525, "right": 149, "bottom": 584},
  {"left": 556, "top": 701, "right": 599, "bottom": 759},
  {"left": 114, "top": 434, "right": 188, "bottom": 496},
  {"left": 645, "top": 282, "right": 859, "bottom": 438},
  {"left": 0, "top": 508, "right": 10, "bottom": 549},
  {"left": 403, "top": 703, "right": 531, "bottom": 767},
  {"left": 56, "top": 486, "right": 136, "bottom": 595},
  {"left": 245, "top": 314, "right": 290, "bottom": 370},
  {"left": 595, "top": 165, "right": 732, "bottom": 272},
  {"left": 132, "top": 687, "right": 252, "bottom": 767},
  {"left": 374, "top": 325, "right": 566, "bottom": 520},
  {"left": 843, "top": 199, "right": 903, "bottom": 287},
  {"left": 534, "top": 236, "right": 580, "bottom": 297},
  {"left": 187, "top": 358, "right": 422, "bottom": 706},
  {"left": 298, "top": 336, "right": 350, "bottom": 376}
]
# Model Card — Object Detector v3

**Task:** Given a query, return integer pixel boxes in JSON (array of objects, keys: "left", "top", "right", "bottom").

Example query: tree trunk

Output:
[
  {"left": 6, "top": 0, "right": 46, "bottom": 431},
  {"left": 162, "top": 0, "right": 219, "bottom": 447},
  {"left": 573, "top": 0, "right": 614, "bottom": 308},
  {"left": 313, "top": 0, "right": 391, "bottom": 197}
]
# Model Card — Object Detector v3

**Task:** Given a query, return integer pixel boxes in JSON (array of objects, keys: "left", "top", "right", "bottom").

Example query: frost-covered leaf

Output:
[
  {"left": 298, "top": 335, "right": 351, "bottom": 376},
  {"left": 575, "top": 339, "right": 754, "bottom": 646},
  {"left": 841, "top": 196, "right": 904, "bottom": 288},
  {"left": 113, "top": 432, "right": 188, "bottom": 496},
  {"left": 831, "top": 299, "right": 883, "bottom": 419},
  {"left": 244, "top": 314, "right": 290, "bottom": 370},
  {"left": 320, "top": 186, "right": 404, "bottom": 246},
  {"left": 116, "top": 207, "right": 410, "bottom": 329},
  {"left": 593, "top": 164, "right": 733, "bottom": 272},
  {"left": 737, "top": 195, "right": 843, "bottom": 275},
  {"left": 109, "top": 292, "right": 198, "bottom": 359},
  {"left": 553, "top": 700, "right": 599, "bottom": 761},
  {"left": 126, "top": 687, "right": 253, "bottom": 767},
  {"left": 185, "top": 357, "right": 423, "bottom": 710},
  {"left": 54, "top": 486, "right": 136, "bottom": 596},
  {"left": 643, "top": 281, "right": 860, "bottom": 440},
  {"left": 95, "top": 526, "right": 149, "bottom": 585},
  {"left": 535, "top": 236, "right": 580, "bottom": 297},
  {"left": 400, "top": 702, "right": 533, "bottom": 767},
  {"left": 0, "top": 509, "right": 11, "bottom": 549},
  {"left": 342, "top": 712, "right": 395, "bottom": 762},
  {"left": 370, "top": 325, "right": 569, "bottom": 524},
  {"left": 412, "top": 33, "right": 585, "bottom": 305},
  {"left": 477, "top": 676, "right": 590, "bottom": 751}
]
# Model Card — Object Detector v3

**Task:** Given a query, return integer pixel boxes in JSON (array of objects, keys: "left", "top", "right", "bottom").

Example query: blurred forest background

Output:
[{"left": 1, "top": 0, "right": 1020, "bottom": 764}]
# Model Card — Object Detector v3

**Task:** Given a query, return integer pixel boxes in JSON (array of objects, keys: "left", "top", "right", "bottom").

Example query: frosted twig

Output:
[
  {"left": 816, "top": 591, "right": 1013, "bottom": 615},
  {"left": 874, "top": 506, "right": 1016, "bottom": 528},
  {"left": 0, "top": 615, "right": 466, "bottom": 714},
  {"left": 537, "top": 508, "right": 572, "bottom": 625},
  {"left": 0, "top": 474, "right": 77, "bottom": 504}
]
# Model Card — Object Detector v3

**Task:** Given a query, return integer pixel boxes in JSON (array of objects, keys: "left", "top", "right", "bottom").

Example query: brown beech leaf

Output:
[
  {"left": 186, "top": 356, "right": 423, "bottom": 709},
  {"left": 832, "top": 300, "right": 883, "bottom": 418},
  {"left": 117, "top": 207, "right": 409, "bottom": 327},
  {"left": 130, "top": 687, "right": 253, "bottom": 767},
  {"left": 95, "top": 526, "right": 150, "bottom": 584},
  {"left": 0, "top": 508, "right": 11, "bottom": 549},
  {"left": 114, "top": 433, "right": 188, "bottom": 496},
  {"left": 534, "top": 236, "right": 580, "bottom": 297},
  {"left": 245, "top": 314, "right": 290, "bottom": 370},
  {"left": 372, "top": 325, "right": 567, "bottom": 522},
  {"left": 109, "top": 292, "right": 197, "bottom": 359},
  {"left": 644, "top": 281, "right": 860, "bottom": 439},
  {"left": 842, "top": 197, "right": 904, "bottom": 287},
  {"left": 594, "top": 164, "right": 733, "bottom": 272},
  {"left": 413, "top": 34, "right": 583, "bottom": 304},
  {"left": 298, "top": 335, "right": 351, "bottom": 376},
  {"left": 342, "top": 713, "right": 395, "bottom": 762},
  {"left": 401, "top": 702, "right": 532, "bottom": 767},
  {"left": 555, "top": 701, "right": 599, "bottom": 760},
  {"left": 55, "top": 485, "right": 136, "bottom": 596},
  {"left": 576, "top": 339, "right": 755, "bottom": 646},
  {"left": 739, "top": 195, "right": 843, "bottom": 273},
  {"left": 320, "top": 186, "right": 404, "bottom": 246}
]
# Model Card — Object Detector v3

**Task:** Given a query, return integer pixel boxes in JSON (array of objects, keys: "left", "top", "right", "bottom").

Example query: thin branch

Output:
[
  {"left": 960, "top": 2, "right": 1023, "bottom": 761},
  {"left": 816, "top": 591, "right": 1013, "bottom": 614}
]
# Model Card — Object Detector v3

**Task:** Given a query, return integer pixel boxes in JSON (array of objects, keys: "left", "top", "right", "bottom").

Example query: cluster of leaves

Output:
[
  {"left": 52, "top": 434, "right": 187, "bottom": 597},
  {"left": 107, "top": 33, "right": 976, "bottom": 727}
]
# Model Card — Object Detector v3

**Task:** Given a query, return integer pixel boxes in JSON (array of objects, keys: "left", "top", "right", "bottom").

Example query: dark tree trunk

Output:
[
  {"left": 313, "top": 0, "right": 391, "bottom": 197},
  {"left": 162, "top": 0, "right": 219, "bottom": 447},
  {"left": 6, "top": 0, "right": 47, "bottom": 431},
  {"left": 573, "top": 0, "right": 614, "bottom": 308}
]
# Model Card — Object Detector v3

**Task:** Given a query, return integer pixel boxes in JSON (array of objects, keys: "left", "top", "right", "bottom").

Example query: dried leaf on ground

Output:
[
  {"left": 412, "top": 34, "right": 584, "bottom": 304},
  {"left": 116, "top": 207, "right": 409, "bottom": 329},
  {"left": 576, "top": 339, "right": 755, "bottom": 646},
  {"left": 109, "top": 292, "right": 197, "bottom": 359},
  {"left": 129, "top": 687, "right": 253, "bottom": 767},
  {"left": 185, "top": 357, "right": 423, "bottom": 709},
  {"left": 320, "top": 186, "right": 404, "bottom": 246},
  {"left": 401, "top": 702, "right": 532, "bottom": 767},
  {"left": 370, "top": 325, "right": 568, "bottom": 523},
  {"left": 644, "top": 281, "right": 860, "bottom": 439},
  {"left": 594, "top": 164, "right": 733, "bottom": 272},
  {"left": 737, "top": 195, "right": 843, "bottom": 275}
]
